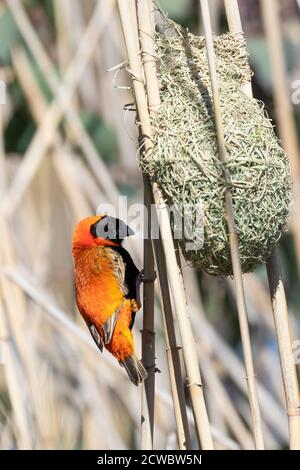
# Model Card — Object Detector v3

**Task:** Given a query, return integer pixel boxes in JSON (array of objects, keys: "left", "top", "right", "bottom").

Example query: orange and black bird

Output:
[{"left": 72, "top": 215, "right": 147, "bottom": 385}]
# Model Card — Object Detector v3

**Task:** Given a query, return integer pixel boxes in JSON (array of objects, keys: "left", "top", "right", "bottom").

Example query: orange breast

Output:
[{"left": 73, "top": 246, "right": 124, "bottom": 330}]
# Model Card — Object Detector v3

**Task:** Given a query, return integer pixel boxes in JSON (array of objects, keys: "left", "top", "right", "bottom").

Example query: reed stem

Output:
[
  {"left": 199, "top": 0, "right": 265, "bottom": 449},
  {"left": 118, "top": 0, "right": 213, "bottom": 449}
]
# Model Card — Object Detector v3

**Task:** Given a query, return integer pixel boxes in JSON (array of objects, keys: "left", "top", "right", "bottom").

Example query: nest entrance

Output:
[{"left": 140, "top": 21, "right": 291, "bottom": 276}]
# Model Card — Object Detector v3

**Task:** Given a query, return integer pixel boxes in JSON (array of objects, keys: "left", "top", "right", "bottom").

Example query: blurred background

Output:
[{"left": 0, "top": 0, "right": 299, "bottom": 450}]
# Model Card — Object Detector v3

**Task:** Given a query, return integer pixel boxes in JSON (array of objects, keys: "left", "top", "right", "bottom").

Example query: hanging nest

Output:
[{"left": 139, "top": 20, "right": 291, "bottom": 277}]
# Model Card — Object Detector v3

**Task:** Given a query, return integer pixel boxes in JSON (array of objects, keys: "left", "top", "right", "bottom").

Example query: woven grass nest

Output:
[{"left": 140, "top": 20, "right": 291, "bottom": 276}]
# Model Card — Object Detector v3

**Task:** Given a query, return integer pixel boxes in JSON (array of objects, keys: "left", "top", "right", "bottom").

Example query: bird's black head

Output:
[{"left": 90, "top": 215, "right": 135, "bottom": 245}]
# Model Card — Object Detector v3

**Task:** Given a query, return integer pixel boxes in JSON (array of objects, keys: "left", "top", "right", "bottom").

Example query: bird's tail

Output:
[{"left": 120, "top": 354, "right": 148, "bottom": 386}]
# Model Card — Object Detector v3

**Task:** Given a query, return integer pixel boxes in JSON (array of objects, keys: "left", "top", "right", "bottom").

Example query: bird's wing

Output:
[
  {"left": 102, "top": 303, "right": 125, "bottom": 344},
  {"left": 109, "top": 245, "right": 140, "bottom": 301},
  {"left": 104, "top": 245, "right": 141, "bottom": 334},
  {"left": 76, "top": 287, "right": 116, "bottom": 350},
  {"left": 95, "top": 248, "right": 129, "bottom": 344},
  {"left": 88, "top": 323, "right": 104, "bottom": 352},
  {"left": 108, "top": 248, "right": 129, "bottom": 296},
  {"left": 109, "top": 245, "right": 141, "bottom": 331}
]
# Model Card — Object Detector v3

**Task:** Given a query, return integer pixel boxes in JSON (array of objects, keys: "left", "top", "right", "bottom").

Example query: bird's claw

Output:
[
  {"left": 138, "top": 268, "right": 156, "bottom": 283},
  {"left": 134, "top": 269, "right": 156, "bottom": 312},
  {"left": 131, "top": 299, "right": 140, "bottom": 313}
]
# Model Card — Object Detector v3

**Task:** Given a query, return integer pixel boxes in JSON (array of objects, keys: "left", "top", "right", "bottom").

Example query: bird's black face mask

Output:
[{"left": 90, "top": 216, "right": 135, "bottom": 244}]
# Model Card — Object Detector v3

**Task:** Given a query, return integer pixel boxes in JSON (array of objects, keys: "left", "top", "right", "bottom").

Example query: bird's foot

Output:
[
  {"left": 134, "top": 270, "right": 156, "bottom": 311},
  {"left": 131, "top": 299, "right": 140, "bottom": 313},
  {"left": 138, "top": 268, "right": 156, "bottom": 283}
]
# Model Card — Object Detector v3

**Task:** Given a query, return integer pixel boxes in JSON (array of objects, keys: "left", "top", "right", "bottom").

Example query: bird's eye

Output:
[
  {"left": 96, "top": 218, "right": 111, "bottom": 239},
  {"left": 103, "top": 223, "right": 109, "bottom": 233},
  {"left": 90, "top": 216, "right": 109, "bottom": 238},
  {"left": 90, "top": 216, "right": 133, "bottom": 241}
]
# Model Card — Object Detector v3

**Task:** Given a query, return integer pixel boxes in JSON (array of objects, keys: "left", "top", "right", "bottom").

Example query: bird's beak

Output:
[
  {"left": 118, "top": 219, "right": 135, "bottom": 238},
  {"left": 92, "top": 216, "right": 135, "bottom": 241}
]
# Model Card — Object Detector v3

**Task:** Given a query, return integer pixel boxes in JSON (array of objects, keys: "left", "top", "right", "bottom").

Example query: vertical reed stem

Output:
[
  {"left": 118, "top": 0, "right": 213, "bottom": 449},
  {"left": 141, "top": 173, "right": 156, "bottom": 450},
  {"left": 151, "top": 208, "right": 192, "bottom": 450},
  {"left": 137, "top": 0, "right": 157, "bottom": 448},
  {"left": 259, "top": 0, "right": 300, "bottom": 279},
  {"left": 266, "top": 250, "right": 300, "bottom": 449},
  {"left": 224, "top": 0, "right": 300, "bottom": 449},
  {"left": 199, "top": 0, "right": 265, "bottom": 449}
]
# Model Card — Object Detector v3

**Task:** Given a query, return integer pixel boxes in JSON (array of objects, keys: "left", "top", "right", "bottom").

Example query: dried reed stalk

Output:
[
  {"left": 259, "top": 0, "right": 300, "bottom": 277},
  {"left": 7, "top": 0, "right": 141, "bottom": 264},
  {"left": 175, "top": 262, "right": 288, "bottom": 443},
  {"left": 179, "top": 258, "right": 255, "bottom": 448},
  {"left": 11, "top": 48, "right": 91, "bottom": 221},
  {"left": 3, "top": 0, "right": 114, "bottom": 217},
  {"left": 182, "top": 266, "right": 252, "bottom": 448},
  {"left": 0, "top": 94, "right": 51, "bottom": 446},
  {"left": 73, "top": 158, "right": 105, "bottom": 210},
  {"left": 158, "top": 391, "right": 240, "bottom": 450},
  {"left": 6, "top": 266, "right": 220, "bottom": 450},
  {"left": 3, "top": 265, "right": 133, "bottom": 450},
  {"left": 198, "top": 341, "right": 253, "bottom": 448},
  {"left": 138, "top": 0, "right": 164, "bottom": 450},
  {"left": 6, "top": 0, "right": 120, "bottom": 207},
  {"left": 2, "top": 267, "right": 115, "bottom": 364},
  {"left": 152, "top": 233, "right": 192, "bottom": 450},
  {"left": 225, "top": 0, "right": 300, "bottom": 450},
  {"left": 141, "top": 178, "right": 156, "bottom": 449},
  {"left": 192, "top": 302, "right": 288, "bottom": 441},
  {"left": 266, "top": 250, "right": 300, "bottom": 449},
  {"left": 53, "top": 0, "right": 73, "bottom": 72},
  {"left": 199, "top": 0, "right": 264, "bottom": 449},
  {"left": 0, "top": 66, "right": 31, "bottom": 447},
  {"left": 0, "top": 98, "right": 5, "bottom": 194},
  {"left": 0, "top": 218, "right": 41, "bottom": 434},
  {"left": 138, "top": 1, "right": 209, "bottom": 443},
  {"left": 69, "top": 0, "right": 99, "bottom": 113},
  {"left": 0, "top": 291, "right": 34, "bottom": 448},
  {"left": 118, "top": 0, "right": 213, "bottom": 449}
]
